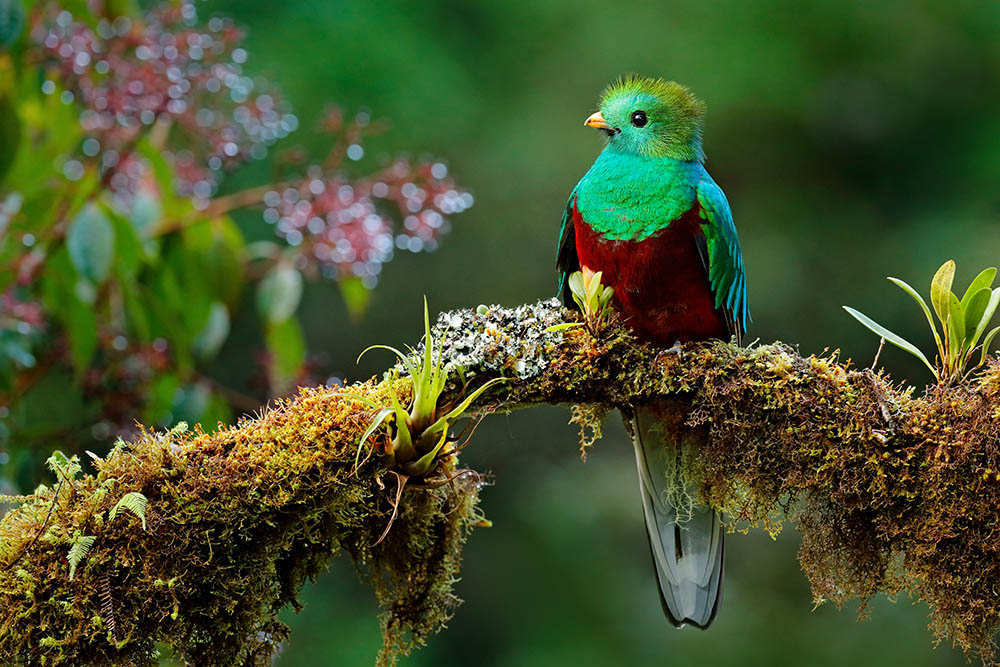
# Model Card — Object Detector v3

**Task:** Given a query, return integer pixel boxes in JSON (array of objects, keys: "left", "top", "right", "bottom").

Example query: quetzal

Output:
[{"left": 556, "top": 76, "right": 748, "bottom": 628}]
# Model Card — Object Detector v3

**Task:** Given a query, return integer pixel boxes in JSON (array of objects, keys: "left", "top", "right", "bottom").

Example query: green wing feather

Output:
[
  {"left": 696, "top": 179, "right": 749, "bottom": 335},
  {"left": 555, "top": 188, "right": 580, "bottom": 304}
]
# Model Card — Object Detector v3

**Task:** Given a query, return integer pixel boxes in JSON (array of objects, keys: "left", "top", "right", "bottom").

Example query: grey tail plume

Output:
[{"left": 630, "top": 408, "right": 724, "bottom": 629}]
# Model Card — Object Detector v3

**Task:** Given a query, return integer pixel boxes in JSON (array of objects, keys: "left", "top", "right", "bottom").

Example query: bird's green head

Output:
[{"left": 585, "top": 75, "right": 706, "bottom": 161}]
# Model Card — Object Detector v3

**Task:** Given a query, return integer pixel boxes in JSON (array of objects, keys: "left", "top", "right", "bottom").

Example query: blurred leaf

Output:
[
  {"left": 65, "top": 295, "right": 97, "bottom": 374},
  {"left": 171, "top": 382, "right": 210, "bottom": 424},
  {"left": 266, "top": 316, "right": 305, "bottom": 385},
  {"left": 0, "top": 330, "right": 35, "bottom": 368},
  {"left": 146, "top": 263, "right": 193, "bottom": 373},
  {"left": 144, "top": 373, "right": 179, "bottom": 425},
  {"left": 843, "top": 306, "right": 936, "bottom": 375},
  {"left": 136, "top": 137, "right": 176, "bottom": 200},
  {"left": 130, "top": 191, "right": 163, "bottom": 238},
  {"left": 108, "top": 208, "right": 143, "bottom": 281},
  {"left": 930, "top": 260, "right": 955, "bottom": 330},
  {"left": 0, "top": 0, "right": 25, "bottom": 49},
  {"left": 207, "top": 217, "right": 246, "bottom": 305},
  {"left": 40, "top": 248, "right": 97, "bottom": 374},
  {"left": 40, "top": 247, "right": 74, "bottom": 314},
  {"left": 339, "top": 277, "right": 371, "bottom": 320},
  {"left": 198, "top": 392, "right": 232, "bottom": 433},
  {"left": 0, "top": 94, "right": 21, "bottom": 184},
  {"left": 66, "top": 203, "right": 115, "bottom": 285},
  {"left": 193, "top": 302, "right": 230, "bottom": 361},
  {"left": 257, "top": 264, "right": 302, "bottom": 324},
  {"left": 122, "top": 282, "right": 151, "bottom": 342}
]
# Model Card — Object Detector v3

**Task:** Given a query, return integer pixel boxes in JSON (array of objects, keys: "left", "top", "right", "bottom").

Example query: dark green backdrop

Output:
[{"left": 200, "top": 1, "right": 1000, "bottom": 664}]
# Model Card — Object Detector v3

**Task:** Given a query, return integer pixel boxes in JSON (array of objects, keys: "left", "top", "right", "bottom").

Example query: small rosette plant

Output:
[{"left": 845, "top": 260, "right": 1000, "bottom": 384}]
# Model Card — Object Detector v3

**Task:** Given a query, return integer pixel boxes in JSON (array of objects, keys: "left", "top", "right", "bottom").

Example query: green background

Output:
[{"left": 200, "top": 1, "right": 999, "bottom": 664}]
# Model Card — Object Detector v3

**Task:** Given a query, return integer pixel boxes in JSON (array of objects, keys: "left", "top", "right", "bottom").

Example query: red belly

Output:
[{"left": 573, "top": 201, "right": 728, "bottom": 345}]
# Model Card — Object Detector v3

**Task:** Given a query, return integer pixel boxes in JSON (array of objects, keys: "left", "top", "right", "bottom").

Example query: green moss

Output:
[
  {"left": 3, "top": 300, "right": 1000, "bottom": 664},
  {"left": 0, "top": 379, "right": 483, "bottom": 666}
]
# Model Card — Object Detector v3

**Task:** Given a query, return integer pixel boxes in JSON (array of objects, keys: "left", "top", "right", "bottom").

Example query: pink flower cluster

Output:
[
  {"left": 33, "top": 2, "right": 295, "bottom": 204},
  {"left": 263, "top": 158, "right": 473, "bottom": 287}
]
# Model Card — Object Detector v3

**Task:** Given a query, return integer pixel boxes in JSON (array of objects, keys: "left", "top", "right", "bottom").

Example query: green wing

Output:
[
  {"left": 696, "top": 179, "right": 749, "bottom": 337},
  {"left": 555, "top": 188, "right": 579, "bottom": 306}
]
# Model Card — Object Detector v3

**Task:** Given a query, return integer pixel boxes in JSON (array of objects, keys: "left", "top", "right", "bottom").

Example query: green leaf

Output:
[
  {"left": 357, "top": 344, "right": 418, "bottom": 381},
  {"left": 355, "top": 406, "right": 393, "bottom": 471},
  {"left": 843, "top": 306, "right": 936, "bottom": 376},
  {"left": 265, "top": 316, "right": 305, "bottom": 384},
  {"left": 46, "top": 450, "right": 81, "bottom": 480},
  {"left": 257, "top": 264, "right": 302, "bottom": 324},
  {"left": 207, "top": 218, "right": 245, "bottom": 305},
  {"left": 0, "top": 0, "right": 25, "bottom": 49},
  {"left": 947, "top": 292, "right": 965, "bottom": 356},
  {"left": 544, "top": 322, "right": 585, "bottom": 332},
  {"left": 0, "top": 94, "right": 21, "bottom": 185},
  {"left": 108, "top": 207, "right": 143, "bottom": 281},
  {"left": 930, "top": 260, "right": 956, "bottom": 330},
  {"left": 425, "top": 377, "right": 507, "bottom": 437},
  {"left": 110, "top": 491, "right": 148, "bottom": 530},
  {"left": 135, "top": 137, "right": 176, "bottom": 200},
  {"left": 981, "top": 326, "right": 1000, "bottom": 367},
  {"left": 67, "top": 535, "right": 95, "bottom": 581},
  {"left": 129, "top": 190, "right": 163, "bottom": 238},
  {"left": 567, "top": 272, "right": 585, "bottom": 310},
  {"left": 193, "top": 302, "right": 230, "bottom": 361},
  {"left": 66, "top": 294, "right": 97, "bottom": 373},
  {"left": 963, "top": 288, "right": 991, "bottom": 345},
  {"left": 961, "top": 267, "right": 997, "bottom": 310},
  {"left": 144, "top": 373, "right": 179, "bottom": 425},
  {"left": 67, "top": 203, "right": 115, "bottom": 284},
  {"left": 887, "top": 277, "right": 943, "bottom": 357},
  {"left": 339, "top": 277, "right": 371, "bottom": 321},
  {"left": 171, "top": 384, "right": 210, "bottom": 424},
  {"left": 122, "top": 282, "right": 151, "bottom": 342},
  {"left": 974, "top": 289, "right": 1000, "bottom": 349}
]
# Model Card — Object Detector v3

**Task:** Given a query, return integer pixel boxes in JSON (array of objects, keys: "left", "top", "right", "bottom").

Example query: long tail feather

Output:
[{"left": 631, "top": 408, "right": 724, "bottom": 629}]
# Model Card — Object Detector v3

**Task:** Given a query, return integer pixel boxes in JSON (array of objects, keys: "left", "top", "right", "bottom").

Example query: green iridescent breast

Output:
[{"left": 574, "top": 150, "right": 702, "bottom": 241}]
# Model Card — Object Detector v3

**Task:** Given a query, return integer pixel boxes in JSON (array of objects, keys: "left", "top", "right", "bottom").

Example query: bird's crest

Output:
[{"left": 597, "top": 75, "right": 706, "bottom": 161}]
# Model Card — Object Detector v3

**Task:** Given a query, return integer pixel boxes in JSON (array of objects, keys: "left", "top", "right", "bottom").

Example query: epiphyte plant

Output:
[
  {"left": 350, "top": 299, "right": 505, "bottom": 477},
  {"left": 547, "top": 268, "right": 616, "bottom": 334},
  {"left": 845, "top": 260, "right": 1000, "bottom": 384}
]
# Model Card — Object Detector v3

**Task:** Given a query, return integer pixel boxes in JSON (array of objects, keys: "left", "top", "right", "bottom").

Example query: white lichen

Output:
[{"left": 400, "top": 298, "right": 569, "bottom": 381}]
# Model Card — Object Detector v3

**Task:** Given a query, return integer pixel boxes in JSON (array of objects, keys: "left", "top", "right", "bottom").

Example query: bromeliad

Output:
[{"left": 556, "top": 76, "right": 749, "bottom": 629}]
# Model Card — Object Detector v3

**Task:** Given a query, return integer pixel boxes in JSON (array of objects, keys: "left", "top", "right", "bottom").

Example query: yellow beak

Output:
[{"left": 584, "top": 111, "right": 612, "bottom": 131}]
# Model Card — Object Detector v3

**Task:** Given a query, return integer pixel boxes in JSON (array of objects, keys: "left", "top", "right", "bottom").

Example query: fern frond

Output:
[
  {"left": 99, "top": 573, "right": 118, "bottom": 644},
  {"left": 68, "top": 535, "right": 96, "bottom": 580},
  {"left": 110, "top": 492, "right": 149, "bottom": 530}
]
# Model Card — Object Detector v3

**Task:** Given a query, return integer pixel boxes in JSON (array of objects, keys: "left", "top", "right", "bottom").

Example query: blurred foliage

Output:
[{"left": 0, "top": 0, "right": 470, "bottom": 489}]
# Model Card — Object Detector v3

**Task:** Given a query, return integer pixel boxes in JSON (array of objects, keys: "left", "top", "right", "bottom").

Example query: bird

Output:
[{"left": 555, "top": 75, "right": 749, "bottom": 629}]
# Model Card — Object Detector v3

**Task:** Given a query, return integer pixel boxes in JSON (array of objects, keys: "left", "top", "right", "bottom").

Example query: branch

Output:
[{"left": 2, "top": 298, "right": 1000, "bottom": 665}]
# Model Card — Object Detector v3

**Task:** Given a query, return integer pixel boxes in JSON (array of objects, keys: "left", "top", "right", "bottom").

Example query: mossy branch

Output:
[{"left": 3, "top": 298, "right": 1000, "bottom": 665}]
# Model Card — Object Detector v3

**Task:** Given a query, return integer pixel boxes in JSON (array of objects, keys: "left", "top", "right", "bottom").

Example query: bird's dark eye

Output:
[{"left": 630, "top": 110, "right": 648, "bottom": 127}]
